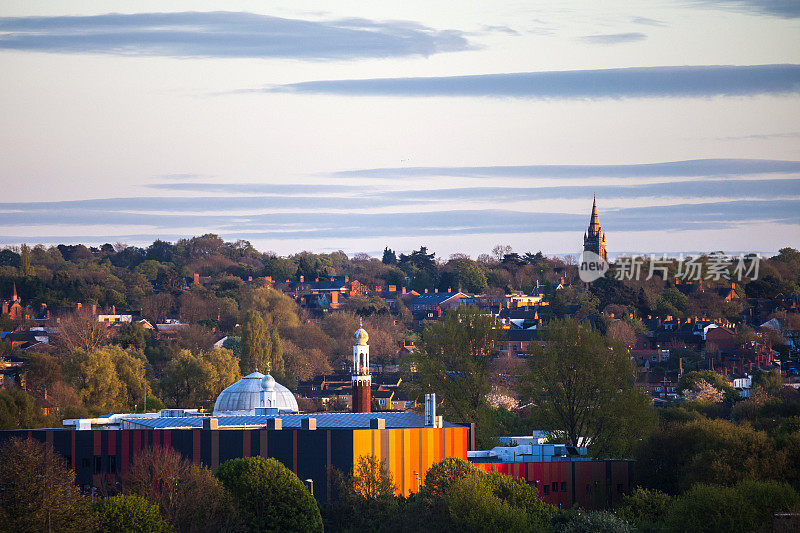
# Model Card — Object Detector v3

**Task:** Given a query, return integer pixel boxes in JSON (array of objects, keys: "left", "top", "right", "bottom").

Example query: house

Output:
[
  {"left": 409, "top": 291, "right": 474, "bottom": 324},
  {"left": 498, "top": 307, "right": 542, "bottom": 330},
  {"left": 498, "top": 329, "right": 540, "bottom": 356},
  {"left": 639, "top": 370, "right": 680, "bottom": 399}
]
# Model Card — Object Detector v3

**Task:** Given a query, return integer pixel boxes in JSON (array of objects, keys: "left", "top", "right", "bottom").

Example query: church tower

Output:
[
  {"left": 352, "top": 320, "right": 371, "bottom": 413},
  {"left": 583, "top": 196, "right": 608, "bottom": 262}
]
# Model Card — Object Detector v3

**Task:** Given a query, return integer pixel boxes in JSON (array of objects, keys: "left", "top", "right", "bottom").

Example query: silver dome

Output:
[{"left": 213, "top": 371, "right": 299, "bottom": 415}]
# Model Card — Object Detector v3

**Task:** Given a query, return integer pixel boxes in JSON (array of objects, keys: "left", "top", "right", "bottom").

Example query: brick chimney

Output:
[
  {"left": 402, "top": 287, "right": 406, "bottom": 294},
  {"left": 91, "top": 304, "right": 97, "bottom": 315},
  {"left": 193, "top": 272, "right": 200, "bottom": 285},
  {"left": 299, "top": 275, "right": 304, "bottom": 283}
]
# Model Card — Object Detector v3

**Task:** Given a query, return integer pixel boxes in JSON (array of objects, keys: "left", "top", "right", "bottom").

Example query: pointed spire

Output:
[{"left": 12, "top": 282, "right": 17, "bottom": 302}]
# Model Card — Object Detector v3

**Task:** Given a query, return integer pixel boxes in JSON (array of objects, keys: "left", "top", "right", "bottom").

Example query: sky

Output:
[{"left": 0, "top": 0, "right": 798, "bottom": 258}]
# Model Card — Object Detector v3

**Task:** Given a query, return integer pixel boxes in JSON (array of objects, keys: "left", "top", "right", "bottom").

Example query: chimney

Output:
[
  {"left": 248, "top": 276, "right": 253, "bottom": 282},
  {"left": 402, "top": 287, "right": 406, "bottom": 294},
  {"left": 330, "top": 277, "right": 334, "bottom": 282},
  {"left": 91, "top": 304, "right": 97, "bottom": 316},
  {"left": 193, "top": 272, "right": 200, "bottom": 285},
  {"left": 434, "top": 288, "right": 438, "bottom": 293},
  {"left": 425, "top": 393, "right": 438, "bottom": 427},
  {"left": 76, "top": 302, "right": 82, "bottom": 310},
  {"left": 345, "top": 275, "right": 349, "bottom": 283},
  {"left": 315, "top": 277, "right": 319, "bottom": 282},
  {"left": 679, "top": 358, "right": 683, "bottom": 377},
  {"left": 111, "top": 305, "right": 115, "bottom": 314},
  {"left": 424, "top": 289, "right": 428, "bottom": 293},
  {"left": 299, "top": 275, "right": 304, "bottom": 283}
]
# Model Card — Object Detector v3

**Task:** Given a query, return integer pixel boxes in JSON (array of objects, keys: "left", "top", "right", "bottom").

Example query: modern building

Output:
[
  {"left": 469, "top": 438, "right": 632, "bottom": 509},
  {"left": 0, "top": 325, "right": 471, "bottom": 502}
]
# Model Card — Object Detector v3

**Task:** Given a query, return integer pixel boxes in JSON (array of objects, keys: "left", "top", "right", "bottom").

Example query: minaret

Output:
[
  {"left": 583, "top": 195, "right": 608, "bottom": 262},
  {"left": 352, "top": 319, "right": 371, "bottom": 413}
]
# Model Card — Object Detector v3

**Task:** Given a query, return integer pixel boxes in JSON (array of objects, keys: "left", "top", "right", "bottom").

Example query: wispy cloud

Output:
[
  {"left": 266, "top": 64, "right": 800, "bottom": 99},
  {"left": 147, "top": 183, "right": 359, "bottom": 195},
  {"left": 579, "top": 32, "right": 647, "bottom": 45},
  {"left": 480, "top": 25, "right": 520, "bottom": 35},
  {"left": 0, "top": 11, "right": 471, "bottom": 59},
  {"left": 632, "top": 17, "right": 666, "bottom": 26},
  {"left": 333, "top": 159, "right": 800, "bottom": 179},
  {"left": 687, "top": 1, "right": 800, "bottom": 18}
]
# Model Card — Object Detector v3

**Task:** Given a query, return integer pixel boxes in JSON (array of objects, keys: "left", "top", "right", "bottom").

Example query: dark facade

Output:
[
  {"left": 0, "top": 424, "right": 470, "bottom": 501},
  {"left": 475, "top": 459, "right": 633, "bottom": 510}
]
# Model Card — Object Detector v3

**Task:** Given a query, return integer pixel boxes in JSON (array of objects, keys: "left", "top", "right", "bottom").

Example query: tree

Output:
[
  {"left": 752, "top": 369, "right": 783, "bottom": 395},
  {"left": 240, "top": 310, "right": 283, "bottom": 376},
  {"left": 635, "top": 418, "right": 787, "bottom": 494},
  {"left": 19, "top": 243, "right": 31, "bottom": 276},
  {"left": 409, "top": 307, "right": 501, "bottom": 425},
  {"left": 616, "top": 487, "right": 673, "bottom": 527},
  {"left": 71, "top": 347, "right": 126, "bottom": 414},
  {"left": 449, "top": 260, "right": 488, "bottom": 293},
  {"left": 665, "top": 481, "right": 800, "bottom": 533},
  {"left": 352, "top": 454, "right": 396, "bottom": 500},
  {"left": 56, "top": 310, "right": 108, "bottom": 352},
  {"left": 520, "top": 318, "right": 656, "bottom": 457},
  {"left": 446, "top": 470, "right": 554, "bottom": 533},
  {"left": 205, "top": 347, "right": 242, "bottom": 401},
  {"left": 216, "top": 457, "right": 323, "bottom": 533},
  {"left": 126, "top": 446, "right": 239, "bottom": 533},
  {"left": 142, "top": 292, "right": 174, "bottom": 324},
  {"left": 159, "top": 350, "right": 210, "bottom": 408},
  {"left": 0, "top": 388, "right": 46, "bottom": 429},
  {"left": 678, "top": 370, "right": 738, "bottom": 402},
  {"left": 93, "top": 495, "right": 170, "bottom": 533},
  {"left": 0, "top": 437, "right": 91, "bottom": 533},
  {"left": 382, "top": 247, "right": 397, "bottom": 265}
]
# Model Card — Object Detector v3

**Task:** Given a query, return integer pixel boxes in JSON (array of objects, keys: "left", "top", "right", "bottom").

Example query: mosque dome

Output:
[
  {"left": 354, "top": 321, "right": 369, "bottom": 346},
  {"left": 213, "top": 371, "right": 298, "bottom": 415}
]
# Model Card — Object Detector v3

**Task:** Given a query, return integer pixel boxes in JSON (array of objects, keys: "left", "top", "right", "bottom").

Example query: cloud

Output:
[
  {"left": 632, "top": 17, "right": 666, "bottom": 26},
  {"left": 267, "top": 64, "right": 800, "bottom": 98},
  {"left": 147, "top": 182, "right": 360, "bottom": 194},
  {"left": 579, "top": 32, "right": 647, "bottom": 45},
  {"left": 333, "top": 158, "right": 800, "bottom": 180},
  {"left": 389, "top": 178, "right": 800, "bottom": 202},
  {"left": 480, "top": 25, "right": 520, "bottom": 35},
  {"left": 687, "top": 1, "right": 800, "bottom": 18},
  {"left": 0, "top": 11, "right": 471, "bottom": 59}
]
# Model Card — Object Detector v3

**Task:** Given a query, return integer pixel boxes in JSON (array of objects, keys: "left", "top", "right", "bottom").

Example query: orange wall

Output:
[{"left": 352, "top": 427, "right": 469, "bottom": 496}]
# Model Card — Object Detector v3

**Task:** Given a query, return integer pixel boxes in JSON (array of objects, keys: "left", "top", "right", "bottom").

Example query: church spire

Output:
[
  {"left": 12, "top": 282, "right": 18, "bottom": 302},
  {"left": 589, "top": 194, "right": 600, "bottom": 232},
  {"left": 583, "top": 196, "right": 608, "bottom": 262}
]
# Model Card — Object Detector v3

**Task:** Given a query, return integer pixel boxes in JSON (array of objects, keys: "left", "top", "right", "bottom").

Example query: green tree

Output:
[
  {"left": 665, "top": 481, "right": 800, "bottom": 533},
  {"left": 205, "top": 347, "right": 242, "bottom": 401},
  {"left": 71, "top": 347, "right": 126, "bottom": 414},
  {"left": 616, "top": 487, "right": 673, "bottom": 528},
  {"left": 635, "top": 418, "right": 786, "bottom": 494},
  {"left": 240, "top": 310, "right": 283, "bottom": 375},
  {"left": 752, "top": 369, "right": 783, "bottom": 395},
  {"left": 159, "top": 350, "right": 210, "bottom": 408},
  {"left": 520, "top": 318, "right": 656, "bottom": 457},
  {"left": 0, "top": 437, "right": 92, "bottom": 533},
  {"left": 352, "top": 454, "right": 396, "bottom": 500},
  {"left": 19, "top": 243, "right": 31, "bottom": 276},
  {"left": 409, "top": 307, "right": 501, "bottom": 426},
  {"left": 450, "top": 260, "right": 488, "bottom": 293},
  {"left": 93, "top": 495, "right": 170, "bottom": 533},
  {"left": 0, "top": 388, "right": 46, "bottom": 429},
  {"left": 446, "top": 470, "right": 555, "bottom": 533},
  {"left": 216, "top": 457, "right": 322, "bottom": 533}
]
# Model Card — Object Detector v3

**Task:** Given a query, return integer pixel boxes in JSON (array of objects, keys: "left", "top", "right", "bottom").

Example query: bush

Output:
[
  {"left": 553, "top": 510, "right": 632, "bottom": 533},
  {"left": 665, "top": 480, "right": 800, "bottom": 533},
  {"left": 93, "top": 495, "right": 170, "bottom": 533},
  {"left": 446, "top": 471, "right": 555, "bottom": 533},
  {"left": 616, "top": 486, "right": 672, "bottom": 527},
  {"left": 216, "top": 457, "right": 322, "bottom": 533}
]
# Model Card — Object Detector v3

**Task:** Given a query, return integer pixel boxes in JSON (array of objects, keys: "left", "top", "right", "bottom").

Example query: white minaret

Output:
[
  {"left": 352, "top": 319, "right": 371, "bottom": 413},
  {"left": 259, "top": 364, "right": 278, "bottom": 414}
]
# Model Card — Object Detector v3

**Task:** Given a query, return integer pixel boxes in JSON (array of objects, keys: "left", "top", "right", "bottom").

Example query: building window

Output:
[
  {"left": 94, "top": 456, "right": 102, "bottom": 474},
  {"left": 586, "top": 484, "right": 592, "bottom": 495},
  {"left": 108, "top": 456, "right": 116, "bottom": 473},
  {"left": 552, "top": 482, "right": 558, "bottom": 493},
  {"left": 543, "top": 485, "right": 550, "bottom": 495},
  {"left": 561, "top": 482, "right": 567, "bottom": 492}
]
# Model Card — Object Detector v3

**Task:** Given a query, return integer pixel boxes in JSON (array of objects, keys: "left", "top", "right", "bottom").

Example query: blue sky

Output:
[{"left": 0, "top": 1, "right": 798, "bottom": 257}]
